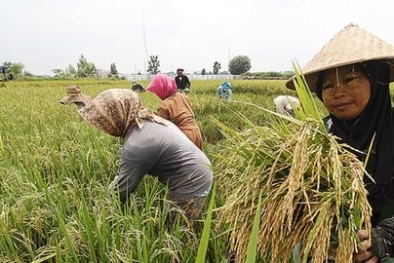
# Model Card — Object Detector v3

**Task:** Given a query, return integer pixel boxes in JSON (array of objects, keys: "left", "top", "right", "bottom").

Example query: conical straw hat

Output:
[{"left": 286, "top": 24, "right": 394, "bottom": 91}]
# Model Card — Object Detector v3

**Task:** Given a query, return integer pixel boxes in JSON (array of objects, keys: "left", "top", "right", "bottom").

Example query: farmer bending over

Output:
[
  {"left": 217, "top": 81, "right": 232, "bottom": 100},
  {"left": 59, "top": 85, "right": 91, "bottom": 109},
  {"left": 147, "top": 74, "right": 204, "bottom": 150},
  {"left": 78, "top": 89, "right": 213, "bottom": 225},
  {"left": 131, "top": 81, "right": 145, "bottom": 93},
  {"left": 273, "top": 95, "right": 300, "bottom": 117}
]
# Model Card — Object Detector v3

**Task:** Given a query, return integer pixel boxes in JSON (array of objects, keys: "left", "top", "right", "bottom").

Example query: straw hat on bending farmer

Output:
[
  {"left": 59, "top": 85, "right": 91, "bottom": 109},
  {"left": 77, "top": 89, "right": 213, "bottom": 226},
  {"left": 286, "top": 23, "right": 394, "bottom": 262}
]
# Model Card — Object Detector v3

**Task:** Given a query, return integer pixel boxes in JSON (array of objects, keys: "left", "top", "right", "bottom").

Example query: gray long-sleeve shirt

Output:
[{"left": 111, "top": 120, "right": 213, "bottom": 203}]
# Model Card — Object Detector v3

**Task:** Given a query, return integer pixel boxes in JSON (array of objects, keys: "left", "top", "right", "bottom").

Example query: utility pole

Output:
[{"left": 228, "top": 48, "right": 231, "bottom": 69}]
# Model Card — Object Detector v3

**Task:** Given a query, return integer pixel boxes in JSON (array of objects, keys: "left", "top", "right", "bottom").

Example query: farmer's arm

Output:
[
  {"left": 186, "top": 76, "right": 191, "bottom": 88},
  {"left": 108, "top": 145, "right": 155, "bottom": 203},
  {"left": 370, "top": 217, "right": 394, "bottom": 258},
  {"left": 354, "top": 218, "right": 394, "bottom": 262},
  {"left": 157, "top": 105, "right": 170, "bottom": 120},
  {"left": 353, "top": 229, "right": 379, "bottom": 262}
]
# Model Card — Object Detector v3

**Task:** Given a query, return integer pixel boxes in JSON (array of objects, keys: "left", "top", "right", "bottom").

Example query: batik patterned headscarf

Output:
[
  {"left": 78, "top": 89, "right": 165, "bottom": 137},
  {"left": 147, "top": 74, "right": 178, "bottom": 100}
]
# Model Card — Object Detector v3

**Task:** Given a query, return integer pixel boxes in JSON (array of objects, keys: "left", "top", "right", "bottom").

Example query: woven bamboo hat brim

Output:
[
  {"left": 59, "top": 85, "right": 91, "bottom": 105},
  {"left": 286, "top": 24, "right": 394, "bottom": 91}
]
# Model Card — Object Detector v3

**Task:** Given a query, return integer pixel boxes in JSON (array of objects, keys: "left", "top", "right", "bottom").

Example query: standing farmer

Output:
[{"left": 175, "top": 68, "right": 191, "bottom": 94}]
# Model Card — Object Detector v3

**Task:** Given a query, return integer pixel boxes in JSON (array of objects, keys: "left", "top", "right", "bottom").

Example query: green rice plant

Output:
[
  {"left": 196, "top": 184, "right": 216, "bottom": 263},
  {"left": 213, "top": 65, "right": 372, "bottom": 262},
  {"left": 245, "top": 190, "right": 263, "bottom": 263},
  {"left": 0, "top": 77, "right": 353, "bottom": 262}
]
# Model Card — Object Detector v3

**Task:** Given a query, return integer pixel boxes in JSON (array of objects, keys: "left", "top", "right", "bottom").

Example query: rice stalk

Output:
[
  {"left": 245, "top": 190, "right": 263, "bottom": 263},
  {"left": 196, "top": 184, "right": 216, "bottom": 263}
]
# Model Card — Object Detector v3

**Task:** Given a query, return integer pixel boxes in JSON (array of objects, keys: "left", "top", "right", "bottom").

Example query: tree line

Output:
[{"left": 2, "top": 54, "right": 293, "bottom": 80}]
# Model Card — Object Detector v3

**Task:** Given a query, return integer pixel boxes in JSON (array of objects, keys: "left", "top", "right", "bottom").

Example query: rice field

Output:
[{"left": 0, "top": 78, "right": 364, "bottom": 263}]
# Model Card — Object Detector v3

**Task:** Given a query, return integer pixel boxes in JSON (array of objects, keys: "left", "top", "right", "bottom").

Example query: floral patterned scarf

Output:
[{"left": 78, "top": 89, "right": 165, "bottom": 137}]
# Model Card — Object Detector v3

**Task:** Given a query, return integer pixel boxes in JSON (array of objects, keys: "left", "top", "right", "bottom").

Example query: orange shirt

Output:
[{"left": 157, "top": 92, "right": 203, "bottom": 150}]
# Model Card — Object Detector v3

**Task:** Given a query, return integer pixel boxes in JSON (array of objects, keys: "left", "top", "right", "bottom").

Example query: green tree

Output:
[
  {"left": 52, "top": 69, "right": 66, "bottom": 78},
  {"left": 147, "top": 55, "right": 160, "bottom": 75},
  {"left": 66, "top": 64, "right": 76, "bottom": 78},
  {"left": 3, "top": 61, "right": 24, "bottom": 80},
  {"left": 201, "top": 68, "right": 206, "bottom": 75},
  {"left": 3, "top": 61, "right": 11, "bottom": 68},
  {"left": 52, "top": 64, "right": 76, "bottom": 79},
  {"left": 108, "top": 63, "right": 119, "bottom": 78},
  {"left": 228, "top": 55, "right": 251, "bottom": 75},
  {"left": 23, "top": 71, "right": 34, "bottom": 78},
  {"left": 213, "top": 61, "right": 221, "bottom": 75},
  {"left": 76, "top": 54, "right": 97, "bottom": 78}
]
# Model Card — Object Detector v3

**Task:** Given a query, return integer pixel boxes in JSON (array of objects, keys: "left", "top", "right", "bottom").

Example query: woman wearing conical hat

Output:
[
  {"left": 286, "top": 24, "right": 394, "bottom": 262},
  {"left": 78, "top": 89, "right": 213, "bottom": 226}
]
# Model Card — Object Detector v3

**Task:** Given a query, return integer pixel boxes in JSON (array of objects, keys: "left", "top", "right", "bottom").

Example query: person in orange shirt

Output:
[{"left": 147, "top": 74, "right": 203, "bottom": 150}]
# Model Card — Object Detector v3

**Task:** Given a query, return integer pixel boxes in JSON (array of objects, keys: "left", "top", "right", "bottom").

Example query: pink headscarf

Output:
[{"left": 147, "top": 74, "right": 178, "bottom": 100}]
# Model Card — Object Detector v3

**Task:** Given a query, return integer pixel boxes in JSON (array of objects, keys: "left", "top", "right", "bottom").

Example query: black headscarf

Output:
[{"left": 316, "top": 60, "right": 394, "bottom": 215}]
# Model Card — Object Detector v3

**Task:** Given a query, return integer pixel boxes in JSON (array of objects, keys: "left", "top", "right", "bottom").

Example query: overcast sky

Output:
[{"left": 2, "top": 0, "right": 394, "bottom": 75}]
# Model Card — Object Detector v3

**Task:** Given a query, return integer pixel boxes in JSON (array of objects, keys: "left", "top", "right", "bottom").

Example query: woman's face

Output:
[{"left": 321, "top": 65, "right": 371, "bottom": 121}]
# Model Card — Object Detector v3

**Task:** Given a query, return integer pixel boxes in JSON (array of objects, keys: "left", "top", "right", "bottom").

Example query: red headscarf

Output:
[{"left": 147, "top": 74, "right": 178, "bottom": 100}]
